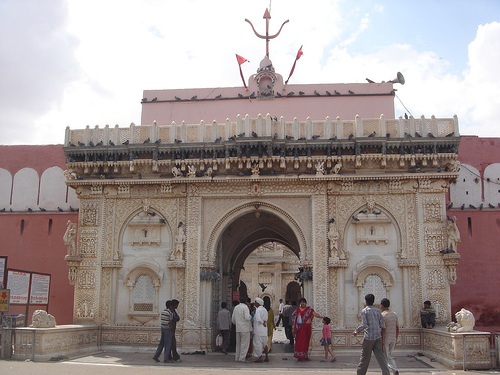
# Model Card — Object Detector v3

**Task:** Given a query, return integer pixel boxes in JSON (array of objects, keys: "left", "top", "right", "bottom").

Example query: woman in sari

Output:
[{"left": 293, "top": 297, "right": 324, "bottom": 361}]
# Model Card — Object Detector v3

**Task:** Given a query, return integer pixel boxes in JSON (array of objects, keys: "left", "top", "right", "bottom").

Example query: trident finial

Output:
[{"left": 245, "top": 8, "right": 289, "bottom": 58}]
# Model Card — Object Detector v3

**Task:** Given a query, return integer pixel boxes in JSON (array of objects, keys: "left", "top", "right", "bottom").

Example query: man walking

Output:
[
  {"left": 169, "top": 299, "right": 181, "bottom": 362},
  {"left": 252, "top": 297, "right": 269, "bottom": 362},
  {"left": 276, "top": 298, "right": 284, "bottom": 327},
  {"left": 217, "top": 302, "right": 231, "bottom": 354},
  {"left": 353, "top": 294, "right": 390, "bottom": 375},
  {"left": 153, "top": 300, "right": 174, "bottom": 363},
  {"left": 381, "top": 298, "right": 399, "bottom": 375},
  {"left": 232, "top": 296, "right": 252, "bottom": 362}
]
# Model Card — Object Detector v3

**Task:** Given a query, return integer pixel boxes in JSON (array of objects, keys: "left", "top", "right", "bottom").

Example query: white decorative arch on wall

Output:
[
  {"left": 483, "top": 163, "right": 500, "bottom": 204},
  {"left": 449, "top": 163, "right": 482, "bottom": 206},
  {"left": 11, "top": 168, "right": 39, "bottom": 210},
  {"left": 0, "top": 168, "right": 12, "bottom": 208},
  {"left": 39, "top": 166, "right": 67, "bottom": 210}
]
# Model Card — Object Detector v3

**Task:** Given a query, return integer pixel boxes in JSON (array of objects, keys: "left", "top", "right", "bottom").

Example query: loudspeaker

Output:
[{"left": 390, "top": 72, "right": 405, "bottom": 85}]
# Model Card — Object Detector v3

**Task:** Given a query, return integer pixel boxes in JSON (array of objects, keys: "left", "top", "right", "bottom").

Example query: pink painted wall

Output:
[
  {"left": 448, "top": 136, "right": 500, "bottom": 330},
  {"left": 141, "top": 82, "right": 396, "bottom": 126}
]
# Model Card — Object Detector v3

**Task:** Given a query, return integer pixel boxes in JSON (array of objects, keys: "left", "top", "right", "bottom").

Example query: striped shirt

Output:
[
  {"left": 382, "top": 310, "right": 398, "bottom": 341},
  {"left": 160, "top": 308, "right": 173, "bottom": 329},
  {"left": 355, "top": 305, "right": 385, "bottom": 340}
]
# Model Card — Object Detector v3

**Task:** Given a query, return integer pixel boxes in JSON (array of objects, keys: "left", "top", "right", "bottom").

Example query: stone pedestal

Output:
[
  {"left": 12, "top": 325, "right": 99, "bottom": 361},
  {"left": 422, "top": 328, "right": 492, "bottom": 369}
]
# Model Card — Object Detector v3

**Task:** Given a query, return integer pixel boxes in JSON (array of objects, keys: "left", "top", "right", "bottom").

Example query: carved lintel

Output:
[
  {"left": 397, "top": 259, "right": 420, "bottom": 267},
  {"left": 101, "top": 260, "right": 123, "bottom": 268},
  {"left": 328, "top": 258, "right": 348, "bottom": 268},
  {"left": 167, "top": 259, "right": 186, "bottom": 269}
]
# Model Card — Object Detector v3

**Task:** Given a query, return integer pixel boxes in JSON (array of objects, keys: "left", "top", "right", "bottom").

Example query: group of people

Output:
[
  {"left": 230, "top": 296, "right": 274, "bottom": 362},
  {"left": 353, "top": 294, "right": 400, "bottom": 375},
  {"left": 154, "top": 294, "right": 438, "bottom": 375},
  {"left": 152, "top": 299, "right": 181, "bottom": 363}
]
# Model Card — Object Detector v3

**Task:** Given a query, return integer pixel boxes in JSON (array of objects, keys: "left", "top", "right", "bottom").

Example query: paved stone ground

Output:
[{"left": 0, "top": 328, "right": 495, "bottom": 375}]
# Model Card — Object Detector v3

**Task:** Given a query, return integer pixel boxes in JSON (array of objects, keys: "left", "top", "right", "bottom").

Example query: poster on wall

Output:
[
  {"left": 30, "top": 273, "right": 51, "bottom": 304},
  {"left": 0, "top": 256, "right": 6, "bottom": 288},
  {"left": 7, "top": 269, "right": 31, "bottom": 304}
]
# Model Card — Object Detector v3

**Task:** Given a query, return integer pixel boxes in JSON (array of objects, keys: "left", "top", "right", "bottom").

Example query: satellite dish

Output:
[{"left": 390, "top": 72, "right": 405, "bottom": 85}]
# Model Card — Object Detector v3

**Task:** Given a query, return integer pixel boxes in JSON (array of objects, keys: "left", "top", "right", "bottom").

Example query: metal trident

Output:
[{"left": 245, "top": 8, "right": 289, "bottom": 58}]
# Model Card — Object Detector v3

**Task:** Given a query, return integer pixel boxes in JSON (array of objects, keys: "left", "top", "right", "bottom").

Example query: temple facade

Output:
[{"left": 62, "top": 49, "right": 461, "bottom": 349}]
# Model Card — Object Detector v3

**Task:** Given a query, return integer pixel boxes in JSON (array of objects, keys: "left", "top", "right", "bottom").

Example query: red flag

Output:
[
  {"left": 295, "top": 46, "right": 303, "bottom": 60},
  {"left": 285, "top": 46, "right": 303, "bottom": 85},
  {"left": 236, "top": 54, "right": 249, "bottom": 89},
  {"left": 236, "top": 54, "right": 248, "bottom": 65}
]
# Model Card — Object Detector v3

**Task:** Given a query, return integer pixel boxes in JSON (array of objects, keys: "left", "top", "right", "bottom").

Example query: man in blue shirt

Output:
[
  {"left": 353, "top": 294, "right": 390, "bottom": 375},
  {"left": 153, "top": 300, "right": 174, "bottom": 363}
]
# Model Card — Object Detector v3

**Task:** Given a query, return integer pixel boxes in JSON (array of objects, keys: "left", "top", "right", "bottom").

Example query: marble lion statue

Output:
[
  {"left": 31, "top": 309, "right": 57, "bottom": 328},
  {"left": 447, "top": 308, "right": 475, "bottom": 332}
]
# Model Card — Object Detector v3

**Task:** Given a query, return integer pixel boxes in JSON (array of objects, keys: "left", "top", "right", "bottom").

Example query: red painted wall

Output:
[
  {"left": 1, "top": 213, "right": 77, "bottom": 325},
  {"left": 449, "top": 136, "right": 500, "bottom": 331},
  {"left": 0, "top": 145, "right": 75, "bottom": 325}
]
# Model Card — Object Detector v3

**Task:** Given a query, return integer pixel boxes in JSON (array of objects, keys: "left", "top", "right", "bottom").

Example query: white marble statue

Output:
[
  {"left": 333, "top": 161, "right": 342, "bottom": 174},
  {"left": 63, "top": 220, "right": 77, "bottom": 256},
  {"left": 315, "top": 161, "right": 325, "bottom": 176},
  {"left": 447, "top": 216, "right": 461, "bottom": 252},
  {"left": 172, "top": 166, "right": 183, "bottom": 177},
  {"left": 31, "top": 309, "right": 56, "bottom": 328},
  {"left": 204, "top": 167, "right": 213, "bottom": 177},
  {"left": 447, "top": 308, "right": 475, "bottom": 332}
]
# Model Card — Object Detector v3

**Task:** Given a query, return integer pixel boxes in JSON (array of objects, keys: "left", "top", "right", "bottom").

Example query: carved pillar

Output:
[{"left": 311, "top": 183, "right": 328, "bottom": 315}]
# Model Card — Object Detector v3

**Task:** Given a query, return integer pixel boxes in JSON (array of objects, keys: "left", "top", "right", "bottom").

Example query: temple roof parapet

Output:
[
  {"left": 63, "top": 114, "right": 460, "bottom": 184},
  {"left": 64, "top": 114, "right": 459, "bottom": 148}
]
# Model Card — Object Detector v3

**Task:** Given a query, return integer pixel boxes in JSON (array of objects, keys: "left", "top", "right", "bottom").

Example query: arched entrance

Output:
[{"left": 209, "top": 205, "right": 304, "bottom": 348}]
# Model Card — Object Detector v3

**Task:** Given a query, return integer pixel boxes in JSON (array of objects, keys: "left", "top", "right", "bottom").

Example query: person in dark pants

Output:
[
  {"left": 217, "top": 301, "right": 231, "bottom": 354},
  {"left": 169, "top": 299, "right": 181, "bottom": 361},
  {"left": 153, "top": 300, "right": 174, "bottom": 363},
  {"left": 282, "top": 300, "right": 296, "bottom": 345},
  {"left": 353, "top": 294, "right": 390, "bottom": 375}
]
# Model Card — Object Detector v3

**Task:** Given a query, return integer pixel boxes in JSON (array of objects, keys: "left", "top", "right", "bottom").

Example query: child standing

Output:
[{"left": 320, "top": 317, "right": 337, "bottom": 362}]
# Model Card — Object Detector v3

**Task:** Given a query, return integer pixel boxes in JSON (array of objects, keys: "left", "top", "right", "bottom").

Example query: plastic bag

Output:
[{"left": 216, "top": 334, "right": 223, "bottom": 347}]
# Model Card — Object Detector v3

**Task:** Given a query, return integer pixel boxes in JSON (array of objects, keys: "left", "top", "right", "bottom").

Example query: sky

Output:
[{"left": 0, "top": 0, "right": 499, "bottom": 145}]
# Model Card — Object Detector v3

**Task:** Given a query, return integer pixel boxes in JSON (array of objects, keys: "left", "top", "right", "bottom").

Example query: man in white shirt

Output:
[
  {"left": 217, "top": 302, "right": 232, "bottom": 354},
  {"left": 276, "top": 298, "right": 284, "bottom": 327},
  {"left": 381, "top": 298, "right": 399, "bottom": 375},
  {"left": 252, "top": 297, "right": 269, "bottom": 362},
  {"left": 231, "top": 296, "right": 252, "bottom": 362}
]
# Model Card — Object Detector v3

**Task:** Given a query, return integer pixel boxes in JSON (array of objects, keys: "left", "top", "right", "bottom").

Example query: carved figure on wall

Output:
[
  {"left": 447, "top": 308, "right": 475, "bottom": 332},
  {"left": 31, "top": 309, "right": 56, "bottom": 328},
  {"left": 204, "top": 167, "right": 213, "bottom": 177},
  {"left": 251, "top": 163, "right": 260, "bottom": 176},
  {"left": 447, "top": 216, "right": 461, "bottom": 252},
  {"left": 332, "top": 161, "right": 342, "bottom": 174},
  {"left": 188, "top": 165, "right": 197, "bottom": 178},
  {"left": 63, "top": 220, "right": 77, "bottom": 256},
  {"left": 170, "top": 222, "right": 186, "bottom": 260},
  {"left": 315, "top": 161, "right": 325, "bottom": 176},
  {"left": 327, "top": 219, "right": 341, "bottom": 258},
  {"left": 172, "top": 166, "right": 183, "bottom": 177}
]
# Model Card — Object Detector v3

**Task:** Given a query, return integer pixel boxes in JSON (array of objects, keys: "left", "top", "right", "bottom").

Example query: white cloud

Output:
[{"left": 1, "top": 1, "right": 499, "bottom": 145}]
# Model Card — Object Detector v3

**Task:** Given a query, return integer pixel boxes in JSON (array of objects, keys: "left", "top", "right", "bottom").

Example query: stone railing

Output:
[{"left": 64, "top": 114, "right": 459, "bottom": 147}]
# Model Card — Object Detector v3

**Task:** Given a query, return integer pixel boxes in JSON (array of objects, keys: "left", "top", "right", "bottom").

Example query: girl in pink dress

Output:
[{"left": 320, "top": 317, "right": 337, "bottom": 362}]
